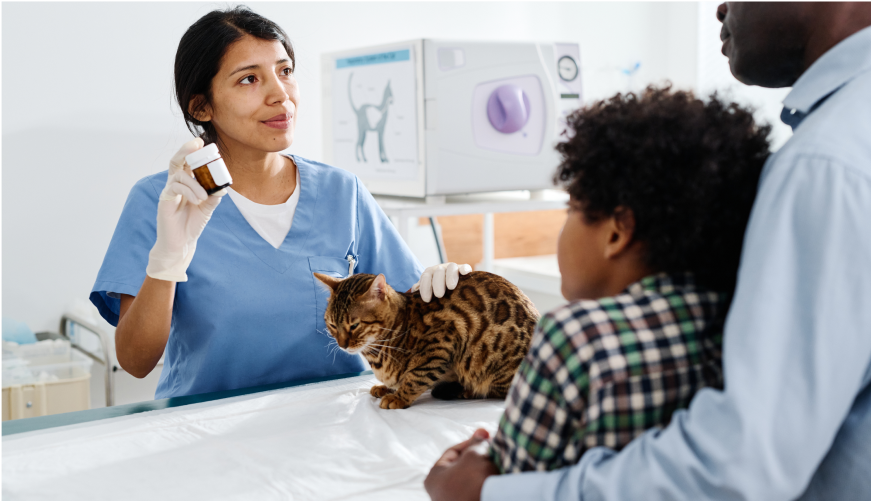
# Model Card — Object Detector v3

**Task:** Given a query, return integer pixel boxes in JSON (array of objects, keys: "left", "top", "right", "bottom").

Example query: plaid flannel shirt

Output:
[{"left": 490, "top": 272, "right": 726, "bottom": 473}]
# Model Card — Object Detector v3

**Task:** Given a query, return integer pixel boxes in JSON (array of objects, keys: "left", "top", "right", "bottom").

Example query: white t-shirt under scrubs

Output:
[{"left": 226, "top": 167, "right": 301, "bottom": 249}]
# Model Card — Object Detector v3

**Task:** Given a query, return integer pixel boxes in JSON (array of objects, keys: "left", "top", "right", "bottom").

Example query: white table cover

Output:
[{"left": 3, "top": 375, "right": 505, "bottom": 500}]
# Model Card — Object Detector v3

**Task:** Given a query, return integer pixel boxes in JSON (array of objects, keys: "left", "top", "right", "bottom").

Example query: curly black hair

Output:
[{"left": 554, "top": 85, "right": 771, "bottom": 294}]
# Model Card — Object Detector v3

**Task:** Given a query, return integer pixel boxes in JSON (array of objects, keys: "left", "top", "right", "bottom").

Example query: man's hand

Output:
[{"left": 425, "top": 428, "right": 499, "bottom": 501}]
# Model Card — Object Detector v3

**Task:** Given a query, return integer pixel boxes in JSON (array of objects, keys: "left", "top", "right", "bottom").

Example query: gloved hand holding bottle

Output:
[{"left": 146, "top": 138, "right": 226, "bottom": 282}]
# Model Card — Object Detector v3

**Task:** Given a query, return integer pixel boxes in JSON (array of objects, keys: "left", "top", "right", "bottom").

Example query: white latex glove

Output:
[
  {"left": 145, "top": 138, "right": 226, "bottom": 282},
  {"left": 411, "top": 263, "right": 473, "bottom": 303}
]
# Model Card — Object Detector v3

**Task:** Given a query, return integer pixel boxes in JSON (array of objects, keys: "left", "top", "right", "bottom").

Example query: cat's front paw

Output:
[
  {"left": 370, "top": 385, "right": 394, "bottom": 398},
  {"left": 379, "top": 393, "right": 411, "bottom": 409},
  {"left": 462, "top": 389, "right": 481, "bottom": 399}
]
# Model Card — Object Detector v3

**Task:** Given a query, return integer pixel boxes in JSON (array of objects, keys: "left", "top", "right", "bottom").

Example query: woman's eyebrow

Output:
[
  {"left": 230, "top": 64, "right": 259, "bottom": 76},
  {"left": 229, "top": 58, "right": 291, "bottom": 76}
]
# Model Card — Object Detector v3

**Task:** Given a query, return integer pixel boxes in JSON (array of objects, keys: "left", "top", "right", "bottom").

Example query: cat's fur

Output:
[{"left": 314, "top": 271, "right": 539, "bottom": 409}]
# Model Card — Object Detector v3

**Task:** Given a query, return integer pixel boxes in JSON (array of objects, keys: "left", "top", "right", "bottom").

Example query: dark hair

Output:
[
  {"left": 554, "top": 84, "right": 771, "bottom": 295},
  {"left": 174, "top": 5, "right": 294, "bottom": 146}
]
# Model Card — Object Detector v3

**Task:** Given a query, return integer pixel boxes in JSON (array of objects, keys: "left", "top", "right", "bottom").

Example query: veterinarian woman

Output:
[{"left": 90, "top": 6, "right": 467, "bottom": 398}]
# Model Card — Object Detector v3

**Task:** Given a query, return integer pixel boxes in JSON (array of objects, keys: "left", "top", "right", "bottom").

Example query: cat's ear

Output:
[
  {"left": 367, "top": 274, "right": 388, "bottom": 301},
  {"left": 313, "top": 273, "right": 342, "bottom": 293}
]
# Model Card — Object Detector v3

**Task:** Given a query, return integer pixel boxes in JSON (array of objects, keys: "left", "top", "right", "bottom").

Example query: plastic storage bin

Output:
[
  {"left": 3, "top": 338, "right": 71, "bottom": 366},
  {"left": 2, "top": 345, "right": 92, "bottom": 421}
]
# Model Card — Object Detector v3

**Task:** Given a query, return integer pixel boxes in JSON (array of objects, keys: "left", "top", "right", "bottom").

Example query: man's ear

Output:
[
  {"left": 603, "top": 207, "right": 637, "bottom": 260},
  {"left": 313, "top": 273, "right": 341, "bottom": 292},
  {"left": 367, "top": 274, "right": 388, "bottom": 301},
  {"left": 188, "top": 95, "right": 212, "bottom": 122}
]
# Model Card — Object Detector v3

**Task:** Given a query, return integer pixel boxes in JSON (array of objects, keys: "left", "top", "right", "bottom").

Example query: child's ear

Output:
[
  {"left": 313, "top": 273, "right": 342, "bottom": 292},
  {"left": 366, "top": 274, "right": 389, "bottom": 301},
  {"left": 603, "top": 207, "right": 637, "bottom": 259}
]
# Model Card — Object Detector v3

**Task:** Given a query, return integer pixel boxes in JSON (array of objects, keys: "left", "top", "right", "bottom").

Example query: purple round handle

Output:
[{"left": 487, "top": 84, "right": 530, "bottom": 134}]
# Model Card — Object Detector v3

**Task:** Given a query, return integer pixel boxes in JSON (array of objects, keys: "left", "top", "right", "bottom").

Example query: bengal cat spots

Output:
[
  {"left": 314, "top": 271, "right": 539, "bottom": 409},
  {"left": 515, "top": 306, "right": 529, "bottom": 328},
  {"left": 458, "top": 285, "right": 486, "bottom": 313},
  {"left": 493, "top": 331, "right": 504, "bottom": 353},
  {"left": 494, "top": 301, "right": 511, "bottom": 324}
]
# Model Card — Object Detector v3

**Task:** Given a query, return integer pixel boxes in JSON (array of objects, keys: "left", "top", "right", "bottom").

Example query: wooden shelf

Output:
[{"left": 375, "top": 190, "right": 568, "bottom": 271}]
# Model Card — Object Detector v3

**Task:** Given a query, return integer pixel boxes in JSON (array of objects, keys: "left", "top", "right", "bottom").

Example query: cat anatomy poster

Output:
[{"left": 331, "top": 46, "right": 419, "bottom": 181}]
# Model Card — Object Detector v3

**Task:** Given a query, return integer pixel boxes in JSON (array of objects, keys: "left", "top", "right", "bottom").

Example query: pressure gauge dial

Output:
[{"left": 557, "top": 55, "right": 579, "bottom": 82}]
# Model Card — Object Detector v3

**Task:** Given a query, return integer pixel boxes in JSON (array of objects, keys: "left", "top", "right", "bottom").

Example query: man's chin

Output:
[
  {"left": 729, "top": 54, "right": 767, "bottom": 87},
  {"left": 732, "top": 62, "right": 800, "bottom": 88}
]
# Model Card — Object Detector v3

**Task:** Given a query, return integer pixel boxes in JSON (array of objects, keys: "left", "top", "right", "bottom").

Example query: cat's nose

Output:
[{"left": 338, "top": 336, "right": 349, "bottom": 349}]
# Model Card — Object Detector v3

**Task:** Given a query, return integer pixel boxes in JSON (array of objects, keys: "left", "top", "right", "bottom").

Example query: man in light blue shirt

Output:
[{"left": 425, "top": 3, "right": 871, "bottom": 500}]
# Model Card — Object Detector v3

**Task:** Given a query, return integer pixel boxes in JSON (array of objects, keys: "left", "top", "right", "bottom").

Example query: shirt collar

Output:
[
  {"left": 625, "top": 271, "right": 698, "bottom": 297},
  {"left": 781, "top": 25, "right": 871, "bottom": 129}
]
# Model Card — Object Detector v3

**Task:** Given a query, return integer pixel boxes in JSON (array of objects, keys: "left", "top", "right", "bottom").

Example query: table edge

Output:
[{"left": 2, "top": 370, "right": 374, "bottom": 437}]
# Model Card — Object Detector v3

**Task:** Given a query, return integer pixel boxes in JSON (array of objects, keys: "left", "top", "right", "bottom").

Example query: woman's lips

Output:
[
  {"left": 721, "top": 37, "right": 731, "bottom": 57},
  {"left": 262, "top": 113, "right": 291, "bottom": 130}
]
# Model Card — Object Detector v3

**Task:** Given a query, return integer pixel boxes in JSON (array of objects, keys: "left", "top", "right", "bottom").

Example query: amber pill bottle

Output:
[{"left": 185, "top": 143, "right": 233, "bottom": 195}]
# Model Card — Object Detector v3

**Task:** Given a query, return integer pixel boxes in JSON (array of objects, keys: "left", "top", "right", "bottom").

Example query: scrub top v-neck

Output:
[
  {"left": 226, "top": 165, "right": 301, "bottom": 249},
  {"left": 91, "top": 155, "right": 423, "bottom": 398}
]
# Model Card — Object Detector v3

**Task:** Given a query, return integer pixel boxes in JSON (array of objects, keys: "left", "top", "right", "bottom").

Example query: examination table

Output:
[{"left": 2, "top": 371, "right": 505, "bottom": 500}]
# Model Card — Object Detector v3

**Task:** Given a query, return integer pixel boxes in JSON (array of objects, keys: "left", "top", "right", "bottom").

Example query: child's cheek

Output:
[{"left": 557, "top": 213, "right": 588, "bottom": 301}]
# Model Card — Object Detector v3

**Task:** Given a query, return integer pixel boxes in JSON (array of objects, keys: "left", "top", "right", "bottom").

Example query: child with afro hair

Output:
[{"left": 489, "top": 85, "right": 771, "bottom": 473}]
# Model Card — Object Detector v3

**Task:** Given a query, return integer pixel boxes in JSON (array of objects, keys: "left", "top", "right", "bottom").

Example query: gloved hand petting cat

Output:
[
  {"left": 147, "top": 138, "right": 226, "bottom": 282},
  {"left": 314, "top": 271, "right": 539, "bottom": 409},
  {"left": 412, "top": 262, "right": 473, "bottom": 302}
]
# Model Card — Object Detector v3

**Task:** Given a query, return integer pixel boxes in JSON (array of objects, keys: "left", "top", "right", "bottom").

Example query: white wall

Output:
[{"left": 3, "top": 2, "right": 720, "bottom": 333}]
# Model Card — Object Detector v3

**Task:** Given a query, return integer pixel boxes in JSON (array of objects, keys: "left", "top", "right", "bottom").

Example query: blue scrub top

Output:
[{"left": 91, "top": 155, "right": 423, "bottom": 398}]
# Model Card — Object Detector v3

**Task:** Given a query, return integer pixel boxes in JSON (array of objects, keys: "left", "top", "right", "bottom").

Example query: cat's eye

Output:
[{"left": 349, "top": 322, "right": 360, "bottom": 331}]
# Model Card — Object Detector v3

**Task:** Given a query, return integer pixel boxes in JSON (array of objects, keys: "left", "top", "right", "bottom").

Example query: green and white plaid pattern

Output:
[{"left": 490, "top": 272, "right": 725, "bottom": 473}]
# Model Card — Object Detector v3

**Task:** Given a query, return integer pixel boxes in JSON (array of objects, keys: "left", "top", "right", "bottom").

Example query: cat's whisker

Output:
[
  {"left": 376, "top": 326, "right": 407, "bottom": 336},
  {"left": 377, "top": 326, "right": 406, "bottom": 334},
  {"left": 365, "top": 339, "right": 407, "bottom": 352},
  {"left": 364, "top": 344, "right": 387, "bottom": 358},
  {"left": 367, "top": 343, "right": 409, "bottom": 354},
  {"left": 330, "top": 342, "right": 343, "bottom": 363},
  {"left": 370, "top": 349, "right": 398, "bottom": 366},
  {"left": 377, "top": 327, "right": 410, "bottom": 341},
  {"left": 370, "top": 338, "right": 407, "bottom": 347},
  {"left": 378, "top": 331, "right": 410, "bottom": 343},
  {"left": 317, "top": 328, "right": 336, "bottom": 340},
  {"left": 323, "top": 335, "right": 339, "bottom": 350},
  {"left": 365, "top": 343, "right": 404, "bottom": 366}
]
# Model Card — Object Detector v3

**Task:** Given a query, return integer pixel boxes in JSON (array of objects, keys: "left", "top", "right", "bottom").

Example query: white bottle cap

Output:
[{"left": 185, "top": 143, "right": 221, "bottom": 169}]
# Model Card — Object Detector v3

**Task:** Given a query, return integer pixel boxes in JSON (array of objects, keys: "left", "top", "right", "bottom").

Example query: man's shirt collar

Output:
[{"left": 781, "top": 25, "right": 871, "bottom": 129}]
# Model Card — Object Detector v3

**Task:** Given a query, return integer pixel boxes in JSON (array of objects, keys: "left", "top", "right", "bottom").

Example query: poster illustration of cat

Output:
[
  {"left": 330, "top": 46, "right": 418, "bottom": 182},
  {"left": 348, "top": 72, "right": 393, "bottom": 163}
]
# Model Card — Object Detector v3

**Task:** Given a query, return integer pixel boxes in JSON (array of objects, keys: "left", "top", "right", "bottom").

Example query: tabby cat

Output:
[{"left": 314, "top": 271, "right": 539, "bottom": 409}]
